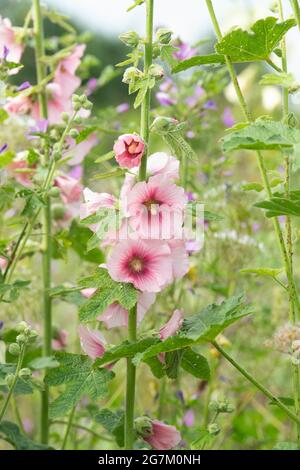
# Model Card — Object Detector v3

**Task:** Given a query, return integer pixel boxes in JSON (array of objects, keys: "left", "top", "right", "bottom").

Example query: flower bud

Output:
[
  {"left": 69, "top": 128, "right": 79, "bottom": 138},
  {"left": 8, "top": 342, "right": 21, "bottom": 356},
  {"left": 156, "top": 28, "right": 173, "bottom": 44},
  {"left": 16, "top": 334, "right": 26, "bottom": 344},
  {"left": 74, "top": 116, "right": 83, "bottom": 125},
  {"left": 19, "top": 368, "right": 31, "bottom": 379},
  {"left": 5, "top": 373, "right": 15, "bottom": 387},
  {"left": 52, "top": 204, "right": 66, "bottom": 220},
  {"left": 122, "top": 67, "right": 143, "bottom": 84},
  {"left": 149, "top": 64, "right": 164, "bottom": 79},
  {"left": 16, "top": 321, "right": 28, "bottom": 332},
  {"left": 28, "top": 329, "right": 38, "bottom": 342},
  {"left": 208, "top": 423, "right": 220, "bottom": 435},
  {"left": 119, "top": 31, "right": 140, "bottom": 48},
  {"left": 48, "top": 187, "right": 61, "bottom": 198},
  {"left": 61, "top": 112, "right": 70, "bottom": 123},
  {"left": 135, "top": 416, "right": 153, "bottom": 437}
]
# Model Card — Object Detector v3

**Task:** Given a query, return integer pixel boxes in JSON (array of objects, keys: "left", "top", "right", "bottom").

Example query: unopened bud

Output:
[
  {"left": 119, "top": 31, "right": 140, "bottom": 48},
  {"left": 134, "top": 416, "right": 153, "bottom": 437},
  {"left": 69, "top": 128, "right": 79, "bottom": 138},
  {"left": 149, "top": 64, "right": 164, "bottom": 79},
  {"left": 16, "top": 334, "right": 26, "bottom": 344},
  {"left": 5, "top": 373, "right": 15, "bottom": 387},
  {"left": 208, "top": 423, "right": 220, "bottom": 436},
  {"left": 19, "top": 368, "right": 31, "bottom": 379},
  {"left": 8, "top": 342, "right": 21, "bottom": 356},
  {"left": 48, "top": 187, "right": 61, "bottom": 198},
  {"left": 156, "top": 28, "right": 172, "bottom": 44}
]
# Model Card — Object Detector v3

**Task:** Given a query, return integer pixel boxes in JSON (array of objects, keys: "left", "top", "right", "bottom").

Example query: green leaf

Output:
[
  {"left": 240, "top": 267, "right": 283, "bottom": 278},
  {"left": 79, "top": 268, "right": 138, "bottom": 322},
  {"left": 215, "top": 17, "right": 296, "bottom": 62},
  {"left": 204, "top": 210, "right": 223, "bottom": 221},
  {"left": 42, "top": 8, "right": 76, "bottom": 33},
  {"left": 222, "top": 119, "right": 300, "bottom": 152},
  {"left": 273, "top": 441, "right": 299, "bottom": 450},
  {"left": 160, "top": 44, "right": 178, "bottom": 68},
  {"left": 95, "top": 338, "right": 159, "bottom": 367},
  {"left": 183, "top": 294, "right": 254, "bottom": 341},
  {"left": 45, "top": 352, "right": 114, "bottom": 418},
  {"left": 94, "top": 409, "right": 125, "bottom": 447},
  {"left": 191, "top": 430, "right": 215, "bottom": 450},
  {"left": 165, "top": 350, "right": 183, "bottom": 379},
  {"left": 0, "top": 150, "right": 14, "bottom": 169},
  {"left": 68, "top": 220, "right": 104, "bottom": 264},
  {"left": 255, "top": 197, "right": 300, "bottom": 217},
  {"left": 0, "top": 109, "right": 9, "bottom": 124},
  {"left": 173, "top": 54, "right": 225, "bottom": 72},
  {"left": 181, "top": 349, "right": 210, "bottom": 380},
  {"left": 133, "top": 336, "right": 194, "bottom": 365},
  {"left": 0, "top": 363, "right": 33, "bottom": 395},
  {"left": 0, "top": 421, "right": 52, "bottom": 450},
  {"left": 92, "top": 168, "right": 125, "bottom": 180},
  {"left": 75, "top": 126, "right": 97, "bottom": 144},
  {"left": 242, "top": 182, "right": 264, "bottom": 192},
  {"left": 260, "top": 72, "right": 299, "bottom": 91},
  {"left": 94, "top": 151, "right": 115, "bottom": 163},
  {"left": 28, "top": 356, "right": 59, "bottom": 370}
]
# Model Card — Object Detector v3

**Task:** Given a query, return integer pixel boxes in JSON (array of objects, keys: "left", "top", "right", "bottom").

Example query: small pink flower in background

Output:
[
  {"left": 81, "top": 287, "right": 97, "bottom": 299},
  {"left": 80, "top": 187, "right": 116, "bottom": 220},
  {"left": 5, "top": 94, "right": 32, "bottom": 115},
  {"left": 27, "top": 119, "right": 48, "bottom": 140},
  {"left": 0, "top": 256, "right": 8, "bottom": 273},
  {"left": 65, "top": 133, "right": 99, "bottom": 165},
  {"left": 146, "top": 153, "right": 179, "bottom": 180},
  {"left": 222, "top": 107, "right": 235, "bottom": 127},
  {"left": 22, "top": 419, "right": 33, "bottom": 434},
  {"left": 55, "top": 174, "right": 83, "bottom": 204},
  {"left": 127, "top": 175, "right": 186, "bottom": 238},
  {"left": 85, "top": 77, "right": 98, "bottom": 96},
  {"left": 143, "top": 419, "right": 181, "bottom": 450},
  {"left": 113, "top": 134, "right": 144, "bottom": 169},
  {"left": 54, "top": 44, "right": 86, "bottom": 97},
  {"left": 100, "top": 292, "right": 156, "bottom": 328},
  {"left": 0, "top": 16, "right": 24, "bottom": 65},
  {"left": 52, "top": 329, "right": 68, "bottom": 351},
  {"left": 107, "top": 239, "right": 173, "bottom": 292},
  {"left": 159, "top": 309, "right": 184, "bottom": 340},
  {"left": 173, "top": 41, "right": 196, "bottom": 61},
  {"left": 116, "top": 102, "right": 130, "bottom": 114},
  {"left": 7, "top": 159, "right": 35, "bottom": 187},
  {"left": 183, "top": 409, "right": 195, "bottom": 427},
  {"left": 78, "top": 325, "right": 106, "bottom": 360},
  {"left": 168, "top": 240, "right": 189, "bottom": 279}
]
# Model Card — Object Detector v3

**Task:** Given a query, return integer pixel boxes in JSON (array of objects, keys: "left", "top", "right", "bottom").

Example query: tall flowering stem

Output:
[
  {"left": 125, "top": 0, "right": 154, "bottom": 450},
  {"left": 278, "top": 0, "right": 300, "bottom": 444},
  {"left": 33, "top": 0, "right": 51, "bottom": 444},
  {"left": 205, "top": 0, "right": 300, "bottom": 442}
]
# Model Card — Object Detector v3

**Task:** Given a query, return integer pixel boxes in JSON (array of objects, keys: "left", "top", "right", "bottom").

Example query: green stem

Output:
[
  {"left": 33, "top": 0, "right": 51, "bottom": 445},
  {"left": 205, "top": 0, "right": 300, "bottom": 321},
  {"left": 157, "top": 376, "right": 166, "bottom": 420},
  {"left": 0, "top": 345, "right": 25, "bottom": 423},
  {"left": 292, "top": 0, "right": 300, "bottom": 31},
  {"left": 61, "top": 406, "right": 76, "bottom": 450},
  {"left": 138, "top": 0, "right": 154, "bottom": 182},
  {"left": 125, "top": 305, "right": 137, "bottom": 450},
  {"left": 211, "top": 341, "right": 300, "bottom": 427},
  {"left": 278, "top": 0, "right": 300, "bottom": 444}
]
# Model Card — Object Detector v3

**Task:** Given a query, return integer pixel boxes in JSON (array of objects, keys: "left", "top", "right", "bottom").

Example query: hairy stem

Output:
[
  {"left": 211, "top": 341, "right": 300, "bottom": 427},
  {"left": 61, "top": 406, "right": 76, "bottom": 450},
  {"left": 125, "top": 305, "right": 137, "bottom": 449},
  {"left": 278, "top": 0, "right": 300, "bottom": 444},
  {"left": 33, "top": 0, "right": 51, "bottom": 445},
  {"left": 0, "top": 345, "right": 25, "bottom": 423}
]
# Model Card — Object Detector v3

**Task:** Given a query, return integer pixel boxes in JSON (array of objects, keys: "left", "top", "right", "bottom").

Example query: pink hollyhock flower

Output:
[
  {"left": 5, "top": 94, "right": 32, "bottom": 115},
  {"left": 116, "top": 102, "right": 130, "bottom": 113},
  {"left": 127, "top": 175, "right": 186, "bottom": 239},
  {"left": 80, "top": 188, "right": 116, "bottom": 220},
  {"left": 183, "top": 409, "right": 195, "bottom": 427},
  {"left": 0, "top": 256, "right": 8, "bottom": 273},
  {"left": 173, "top": 41, "right": 196, "bottom": 61},
  {"left": 159, "top": 309, "right": 184, "bottom": 340},
  {"left": 168, "top": 239, "right": 189, "bottom": 279},
  {"left": 7, "top": 159, "right": 35, "bottom": 187},
  {"left": 0, "top": 16, "right": 24, "bottom": 65},
  {"left": 54, "top": 44, "right": 85, "bottom": 97},
  {"left": 113, "top": 134, "right": 145, "bottom": 169},
  {"left": 66, "top": 133, "right": 99, "bottom": 165},
  {"left": 52, "top": 329, "right": 68, "bottom": 350},
  {"left": 144, "top": 419, "right": 181, "bottom": 450},
  {"left": 100, "top": 292, "right": 156, "bottom": 328},
  {"left": 146, "top": 153, "right": 179, "bottom": 180},
  {"left": 55, "top": 174, "right": 83, "bottom": 204},
  {"left": 32, "top": 82, "right": 71, "bottom": 124},
  {"left": 81, "top": 287, "right": 97, "bottom": 299},
  {"left": 107, "top": 239, "right": 173, "bottom": 292},
  {"left": 78, "top": 325, "right": 105, "bottom": 360}
]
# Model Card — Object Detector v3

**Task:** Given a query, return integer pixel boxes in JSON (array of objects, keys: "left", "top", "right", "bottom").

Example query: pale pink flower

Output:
[
  {"left": 54, "top": 44, "right": 86, "bottom": 98},
  {"left": 99, "top": 292, "right": 156, "bottom": 328},
  {"left": 5, "top": 94, "right": 32, "bottom": 115},
  {"left": 80, "top": 188, "right": 116, "bottom": 220},
  {"left": 0, "top": 16, "right": 24, "bottom": 65},
  {"left": 144, "top": 420, "right": 181, "bottom": 450},
  {"left": 183, "top": 409, "right": 195, "bottom": 427},
  {"left": 7, "top": 159, "right": 35, "bottom": 187},
  {"left": 127, "top": 175, "right": 186, "bottom": 239},
  {"left": 0, "top": 256, "right": 8, "bottom": 273},
  {"left": 52, "top": 329, "right": 68, "bottom": 350},
  {"left": 78, "top": 325, "right": 105, "bottom": 360},
  {"left": 107, "top": 239, "right": 173, "bottom": 292},
  {"left": 159, "top": 309, "right": 184, "bottom": 340},
  {"left": 66, "top": 133, "right": 99, "bottom": 165},
  {"left": 146, "top": 152, "right": 179, "bottom": 180},
  {"left": 81, "top": 287, "right": 97, "bottom": 299},
  {"left": 32, "top": 82, "right": 71, "bottom": 124},
  {"left": 55, "top": 174, "right": 83, "bottom": 204},
  {"left": 168, "top": 239, "right": 189, "bottom": 279},
  {"left": 113, "top": 134, "right": 144, "bottom": 169}
]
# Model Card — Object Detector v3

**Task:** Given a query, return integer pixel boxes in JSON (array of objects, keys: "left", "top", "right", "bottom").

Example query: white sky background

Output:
[{"left": 44, "top": 0, "right": 299, "bottom": 79}]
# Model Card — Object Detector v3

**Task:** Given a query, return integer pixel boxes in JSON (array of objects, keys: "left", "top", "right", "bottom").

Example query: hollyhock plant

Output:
[
  {"left": 113, "top": 133, "right": 145, "bottom": 169},
  {"left": 107, "top": 239, "right": 173, "bottom": 292},
  {"left": 78, "top": 325, "right": 106, "bottom": 360},
  {"left": 137, "top": 417, "right": 181, "bottom": 450}
]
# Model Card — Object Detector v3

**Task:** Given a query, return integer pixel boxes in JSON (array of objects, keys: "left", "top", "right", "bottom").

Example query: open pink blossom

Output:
[
  {"left": 66, "top": 133, "right": 99, "bottom": 165},
  {"left": 127, "top": 175, "right": 186, "bottom": 239},
  {"left": 159, "top": 309, "right": 184, "bottom": 340},
  {"left": 99, "top": 292, "right": 156, "bottom": 328},
  {"left": 78, "top": 325, "right": 105, "bottom": 360},
  {"left": 55, "top": 174, "right": 82, "bottom": 204},
  {"left": 0, "top": 17, "right": 24, "bottom": 65},
  {"left": 5, "top": 94, "right": 32, "bottom": 115},
  {"left": 113, "top": 134, "right": 144, "bottom": 169},
  {"left": 146, "top": 153, "right": 179, "bottom": 180},
  {"left": 107, "top": 239, "right": 173, "bottom": 292},
  {"left": 7, "top": 159, "right": 35, "bottom": 187},
  {"left": 32, "top": 82, "right": 71, "bottom": 124},
  {"left": 80, "top": 188, "right": 116, "bottom": 221},
  {"left": 144, "top": 420, "right": 181, "bottom": 450},
  {"left": 168, "top": 239, "right": 189, "bottom": 279},
  {"left": 54, "top": 44, "right": 85, "bottom": 97},
  {"left": 0, "top": 256, "right": 8, "bottom": 273}
]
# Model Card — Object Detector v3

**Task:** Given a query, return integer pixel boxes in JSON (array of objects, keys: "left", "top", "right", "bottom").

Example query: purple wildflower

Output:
[
  {"left": 203, "top": 100, "right": 217, "bottom": 110},
  {"left": 2, "top": 45, "right": 9, "bottom": 60},
  {"left": 222, "top": 107, "right": 235, "bottom": 127},
  {"left": 0, "top": 320, "right": 4, "bottom": 330},
  {"left": 183, "top": 409, "right": 195, "bottom": 427},
  {"left": 17, "top": 81, "right": 31, "bottom": 92},
  {"left": 156, "top": 91, "right": 176, "bottom": 106},
  {"left": 68, "top": 165, "right": 83, "bottom": 181},
  {"left": 0, "top": 143, "right": 8, "bottom": 154},
  {"left": 173, "top": 41, "right": 197, "bottom": 61},
  {"left": 85, "top": 77, "right": 98, "bottom": 96},
  {"left": 116, "top": 102, "right": 130, "bottom": 113}
]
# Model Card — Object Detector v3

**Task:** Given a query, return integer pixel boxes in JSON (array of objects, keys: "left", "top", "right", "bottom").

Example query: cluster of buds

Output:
[
  {"left": 208, "top": 423, "right": 220, "bottom": 436},
  {"left": 209, "top": 399, "right": 235, "bottom": 414},
  {"left": 72, "top": 94, "right": 93, "bottom": 112},
  {"left": 8, "top": 321, "right": 38, "bottom": 357},
  {"left": 119, "top": 31, "right": 140, "bottom": 48}
]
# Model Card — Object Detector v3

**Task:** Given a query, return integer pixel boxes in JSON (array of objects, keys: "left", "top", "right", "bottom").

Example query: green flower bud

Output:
[
  {"left": 8, "top": 342, "right": 21, "bottom": 356},
  {"left": 82, "top": 99, "right": 93, "bottom": 111},
  {"left": 156, "top": 28, "right": 173, "bottom": 44},
  {"left": 61, "top": 112, "right": 70, "bottom": 123},
  {"left": 52, "top": 204, "right": 66, "bottom": 220},
  {"left": 122, "top": 67, "right": 143, "bottom": 84},
  {"left": 134, "top": 416, "right": 153, "bottom": 437},
  {"left": 16, "top": 321, "right": 28, "bottom": 332},
  {"left": 48, "top": 187, "right": 61, "bottom": 198},
  {"left": 19, "top": 368, "right": 32, "bottom": 379},
  {"left": 16, "top": 334, "right": 26, "bottom": 344},
  {"left": 69, "top": 128, "right": 79, "bottom": 138},
  {"left": 5, "top": 373, "right": 15, "bottom": 387},
  {"left": 119, "top": 31, "right": 140, "bottom": 48},
  {"left": 208, "top": 423, "right": 220, "bottom": 436},
  {"left": 149, "top": 64, "right": 164, "bottom": 79},
  {"left": 74, "top": 116, "right": 83, "bottom": 125}
]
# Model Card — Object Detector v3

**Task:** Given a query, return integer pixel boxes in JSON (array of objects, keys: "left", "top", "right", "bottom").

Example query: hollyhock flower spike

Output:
[
  {"left": 78, "top": 325, "right": 106, "bottom": 360},
  {"left": 107, "top": 239, "right": 173, "bottom": 292},
  {"left": 136, "top": 417, "right": 181, "bottom": 450},
  {"left": 113, "top": 133, "right": 145, "bottom": 169}
]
